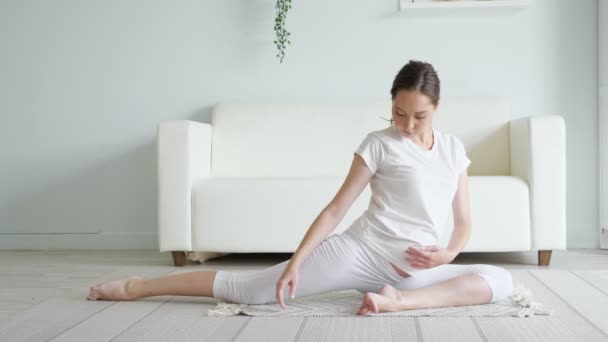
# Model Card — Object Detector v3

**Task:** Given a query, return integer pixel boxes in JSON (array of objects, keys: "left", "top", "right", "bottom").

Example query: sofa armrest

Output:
[
  {"left": 157, "top": 120, "right": 212, "bottom": 252},
  {"left": 509, "top": 115, "right": 566, "bottom": 250}
]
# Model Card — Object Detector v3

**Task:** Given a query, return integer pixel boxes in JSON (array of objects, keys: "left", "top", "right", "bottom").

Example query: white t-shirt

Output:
[{"left": 346, "top": 124, "right": 471, "bottom": 277}]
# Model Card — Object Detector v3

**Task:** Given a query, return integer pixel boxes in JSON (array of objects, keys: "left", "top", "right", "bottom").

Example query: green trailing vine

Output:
[{"left": 273, "top": 0, "right": 292, "bottom": 63}]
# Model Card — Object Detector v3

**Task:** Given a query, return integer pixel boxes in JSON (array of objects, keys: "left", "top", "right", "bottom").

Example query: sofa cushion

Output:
[
  {"left": 210, "top": 98, "right": 511, "bottom": 178},
  {"left": 191, "top": 177, "right": 371, "bottom": 251},
  {"left": 439, "top": 176, "right": 531, "bottom": 251},
  {"left": 191, "top": 175, "right": 530, "bottom": 252}
]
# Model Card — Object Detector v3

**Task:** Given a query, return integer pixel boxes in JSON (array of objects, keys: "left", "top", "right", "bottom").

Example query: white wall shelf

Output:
[{"left": 399, "top": 0, "right": 529, "bottom": 12}]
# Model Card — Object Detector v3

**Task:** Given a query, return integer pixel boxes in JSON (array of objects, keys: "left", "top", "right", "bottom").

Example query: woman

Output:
[{"left": 87, "top": 60, "right": 513, "bottom": 315}]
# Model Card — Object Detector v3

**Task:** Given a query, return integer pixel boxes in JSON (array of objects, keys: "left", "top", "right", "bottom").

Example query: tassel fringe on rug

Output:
[{"left": 208, "top": 282, "right": 552, "bottom": 318}]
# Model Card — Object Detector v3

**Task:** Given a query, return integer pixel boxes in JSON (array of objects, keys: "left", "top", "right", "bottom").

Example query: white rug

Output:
[{"left": 208, "top": 282, "right": 552, "bottom": 318}]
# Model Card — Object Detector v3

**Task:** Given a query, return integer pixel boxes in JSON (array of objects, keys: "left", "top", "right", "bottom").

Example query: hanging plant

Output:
[{"left": 273, "top": 0, "right": 292, "bottom": 63}]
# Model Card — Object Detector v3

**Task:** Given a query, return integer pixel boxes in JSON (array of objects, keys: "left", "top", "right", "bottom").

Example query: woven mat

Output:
[{"left": 208, "top": 282, "right": 552, "bottom": 318}]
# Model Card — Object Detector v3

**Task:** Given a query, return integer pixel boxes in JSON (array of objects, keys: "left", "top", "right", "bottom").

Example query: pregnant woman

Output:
[{"left": 87, "top": 60, "right": 513, "bottom": 315}]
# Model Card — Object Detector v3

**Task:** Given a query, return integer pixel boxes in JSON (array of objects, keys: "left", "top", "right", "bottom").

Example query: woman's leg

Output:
[
  {"left": 87, "top": 271, "right": 218, "bottom": 301},
  {"left": 87, "top": 232, "right": 397, "bottom": 303},
  {"left": 212, "top": 232, "right": 400, "bottom": 305},
  {"left": 357, "top": 264, "right": 513, "bottom": 314}
]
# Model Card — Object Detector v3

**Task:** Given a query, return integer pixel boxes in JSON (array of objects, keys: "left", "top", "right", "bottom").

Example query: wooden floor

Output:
[{"left": 1, "top": 249, "right": 607, "bottom": 341}]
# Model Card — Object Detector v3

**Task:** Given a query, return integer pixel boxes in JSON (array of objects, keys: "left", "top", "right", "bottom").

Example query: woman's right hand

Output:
[{"left": 276, "top": 262, "right": 299, "bottom": 310}]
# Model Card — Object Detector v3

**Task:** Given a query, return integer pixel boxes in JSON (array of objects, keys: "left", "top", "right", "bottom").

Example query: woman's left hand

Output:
[{"left": 405, "top": 245, "right": 456, "bottom": 269}]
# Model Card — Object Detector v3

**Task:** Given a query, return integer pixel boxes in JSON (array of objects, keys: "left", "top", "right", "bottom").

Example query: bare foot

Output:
[
  {"left": 86, "top": 276, "right": 143, "bottom": 301},
  {"left": 379, "top": 284, "right": 402, "bottom": 300},
  {"left": 357, "top": 284, "right": 406, "bottom": 315}
]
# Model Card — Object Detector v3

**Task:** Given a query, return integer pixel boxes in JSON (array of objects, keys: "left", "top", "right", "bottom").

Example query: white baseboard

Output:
[{"left": 0, "top": 232, "right": 159, "bottom": 250}]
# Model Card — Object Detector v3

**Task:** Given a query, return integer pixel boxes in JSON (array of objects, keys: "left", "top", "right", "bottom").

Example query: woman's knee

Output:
[
  {"left": 471, "top": 264, "right": 513, "bottom": 303},
  {"left": 239, "top": 291, "right": 276, "bottom": 305},
  {"left": 213, "top": 271, "right": 277, "bottom": 305}
]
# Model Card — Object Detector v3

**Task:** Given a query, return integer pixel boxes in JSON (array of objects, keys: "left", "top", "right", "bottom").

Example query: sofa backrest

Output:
[{"left": 210, "top": 97, "right": 511, "bottom": 177}]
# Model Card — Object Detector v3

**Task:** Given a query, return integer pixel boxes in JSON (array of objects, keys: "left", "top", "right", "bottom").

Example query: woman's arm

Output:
[
  {"left": 288, "top": 154, "right": 373, "bottom": 268},
  {"left": 447, "top": 169, "right": 472, "bottom": 258}
]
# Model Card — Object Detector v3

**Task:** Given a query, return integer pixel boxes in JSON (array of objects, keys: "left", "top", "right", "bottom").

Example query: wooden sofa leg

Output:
[
  {"left": 172, "top": 251, "right": 187, "bottom": 267},
  {"left": 538, "top": 250, "right": 552, "bottom": 266}
]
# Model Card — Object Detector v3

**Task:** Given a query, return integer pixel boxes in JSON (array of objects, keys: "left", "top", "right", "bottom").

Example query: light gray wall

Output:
[
  {"left": 0, "top": 0, "right": 598, "bottom": 249},
  {"left": 600, "top": 0, "right": 607, "bottom": 248}
]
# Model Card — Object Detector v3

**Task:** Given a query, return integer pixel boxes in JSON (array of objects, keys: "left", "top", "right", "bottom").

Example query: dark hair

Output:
[{"left": 388, "top": 60, "right": 440, "bottom": 125}]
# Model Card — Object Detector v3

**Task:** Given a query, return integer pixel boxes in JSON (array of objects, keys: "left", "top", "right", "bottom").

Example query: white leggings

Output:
[{"left": 213, "top": 230, "right": 513, "bottom": 305}]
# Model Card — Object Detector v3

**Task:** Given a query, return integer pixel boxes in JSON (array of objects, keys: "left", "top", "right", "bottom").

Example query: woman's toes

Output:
[
  {"left": 368, "top": 295, "right": 380, "bottom": 313},
  {"left": 87, "top": 287, "right": 99, "bottom": 300},
  {"left": 357, "top": 304, "right": 364, "bottom": 315},
  {"left": 357, "top": 295, "right": 367, "bottom": 315},
  {"left": 359, "top": 293, "right": 380, "bottom": 314},
  {"left": 358, "top": 298, "right": 370, "bottom": 315}
]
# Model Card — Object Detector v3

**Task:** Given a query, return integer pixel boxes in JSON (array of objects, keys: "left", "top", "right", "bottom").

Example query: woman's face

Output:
[{"left": 391, "top": 90, "right": 437, "bottom": 136}]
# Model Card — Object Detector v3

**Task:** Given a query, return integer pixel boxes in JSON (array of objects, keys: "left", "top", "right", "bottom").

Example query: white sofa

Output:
[{"left": 157, "top": 98, "right": 566, "bottom": 267}]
